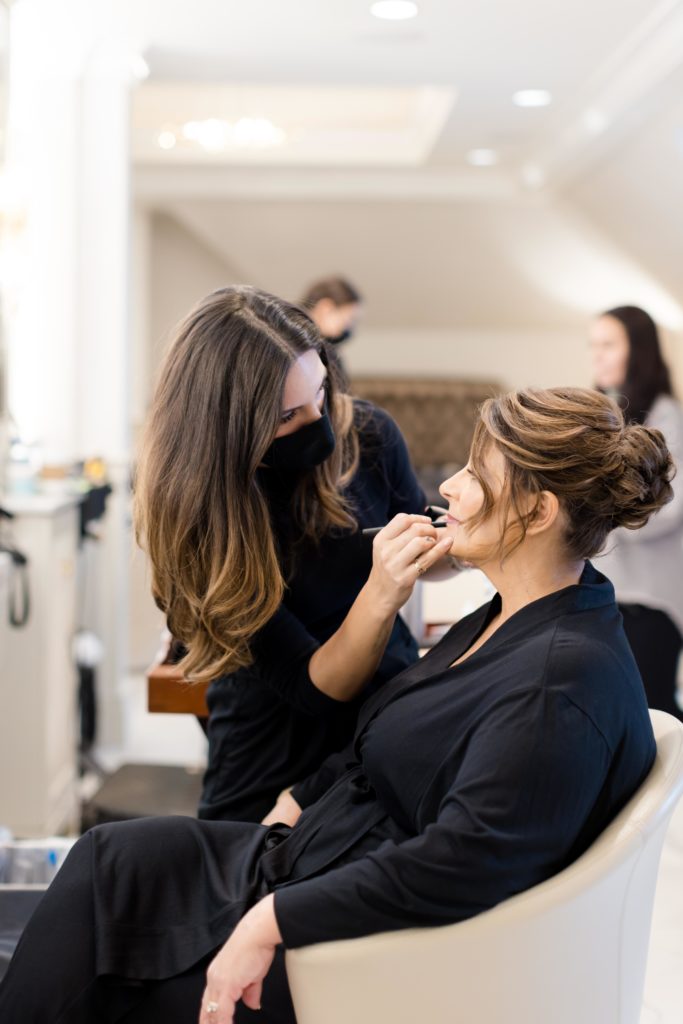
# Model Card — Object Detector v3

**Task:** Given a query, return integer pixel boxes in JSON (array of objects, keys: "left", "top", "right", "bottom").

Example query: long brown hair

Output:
[
  {"left": 600, "top": 305, "right": 674, "bottom": 424},
  {"left": 134, "top": 286, "right": 360, "bottom": 682},
  {"left": 466, "top": 387, "right": 674, "bottom": 561}
]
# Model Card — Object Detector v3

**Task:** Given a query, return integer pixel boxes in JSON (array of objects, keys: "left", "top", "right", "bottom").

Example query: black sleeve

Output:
[
  {"left": 274, "top": 688, "right": 611, "bottom": 947},
  {"left": 251, "top": 407, "right": 422, "bottom": 720},
  {"left": 359, "top": 403, "right": 426, "bottom": 516},
  {"left": 249, "top": 606, "right": 346, "bottom": 718}
]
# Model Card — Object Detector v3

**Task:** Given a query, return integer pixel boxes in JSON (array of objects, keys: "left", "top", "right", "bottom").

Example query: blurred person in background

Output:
[
  {"left": 301, "top": 275, "right": 363, "bottom": 387},
  {"left": 590, "top": 304, "right": 683, "bottom": 719}
]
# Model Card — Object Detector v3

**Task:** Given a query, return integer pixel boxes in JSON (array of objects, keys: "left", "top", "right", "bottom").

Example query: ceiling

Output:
[
  {"left": 130, "top": 0, "right": 683, "bottom": 188},
  {"left": 119, "top": 0, "right": 683, "bottom": 334}
]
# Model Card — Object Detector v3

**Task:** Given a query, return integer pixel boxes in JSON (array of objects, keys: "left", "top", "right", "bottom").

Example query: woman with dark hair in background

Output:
[
  {"left": 590, "top": 304, "right": 683, "bottom": 719},
  {"left": 134, "top": 286, "right": 445, "bottom": 825},
  {"left": 301, "top": 275, "right": 363, "bottom": 386},
  {"left": 0, "top": 386, "right": 669, "bottom": 1024}
]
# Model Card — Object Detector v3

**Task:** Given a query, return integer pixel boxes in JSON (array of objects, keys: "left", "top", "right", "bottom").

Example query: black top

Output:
[
  {"left": 273, "top": 561, "right": 656, "bottom": 946},
  {"left": 71, "top": 562, "right": 655, "bottom": 991},
  {"left": 199, "top": 401, "right": 426, "bottom": 822}
]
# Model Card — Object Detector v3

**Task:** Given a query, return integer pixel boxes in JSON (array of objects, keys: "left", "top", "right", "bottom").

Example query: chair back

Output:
[{"left": 287, "top": 710, "right": 683, "bottom": 1024}]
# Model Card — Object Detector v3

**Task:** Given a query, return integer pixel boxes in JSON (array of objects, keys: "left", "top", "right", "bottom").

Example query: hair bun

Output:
[{"left": 608, "top": 424, "right": 674, "bottom": 530}]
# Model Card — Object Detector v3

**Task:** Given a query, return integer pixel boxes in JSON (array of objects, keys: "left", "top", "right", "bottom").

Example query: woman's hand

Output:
[
  {"left": 199, "top": 894, "right": 282, "bottom": 1023},
  {"left": 261, "top": 789, "right": 302, "bottom": 827},
  {"left": 367, "top": 514, "right": 454, "bottom": 613},
  {"left": 306, "top": 514, "right": 453, "bottom": 703}
]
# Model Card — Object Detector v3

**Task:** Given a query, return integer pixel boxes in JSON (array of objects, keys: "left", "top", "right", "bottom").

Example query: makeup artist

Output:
[{"left": 135, "top": 286, "right": 455, "bottom": 824}]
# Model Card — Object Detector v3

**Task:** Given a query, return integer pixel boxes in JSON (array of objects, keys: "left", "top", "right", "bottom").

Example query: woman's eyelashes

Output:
[{"left": 279, "top": 380, "right": 328, "bottom": 424}]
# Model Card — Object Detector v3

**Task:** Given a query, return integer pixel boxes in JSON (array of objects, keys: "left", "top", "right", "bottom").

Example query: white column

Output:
[
  {"left": 77, "top": 44, "right": 131, "bottom": 463},
  {"left": 130, "top": 203, "right": 152, "bottom": 441},
  {"left": 76, "top": 43, "right": 134, "bottom": 751},
  {"left": 5, "top": 1, "right": 85, "bottom": 460},
  {"left": 5, "top": 0, "right": 138, "bottom": 752}
]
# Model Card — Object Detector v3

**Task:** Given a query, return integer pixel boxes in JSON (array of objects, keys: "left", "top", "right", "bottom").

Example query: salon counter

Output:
[{"left": 0, "top": 494, "right": 80, "bottom": 837}]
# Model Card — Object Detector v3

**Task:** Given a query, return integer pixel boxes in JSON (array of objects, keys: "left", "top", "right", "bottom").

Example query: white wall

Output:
[
  {"left": 147, "top": 209, "right": 246, "bottom": 399},
  {"left": 143, "top": 207, "right": 683, "bottom": 398},
  {"left": 345, "top": 327, "right": 592, "bottom": 392}
]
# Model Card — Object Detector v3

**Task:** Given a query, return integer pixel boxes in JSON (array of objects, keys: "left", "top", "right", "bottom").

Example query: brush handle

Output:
[{"left": 361, "top": 521, "right": 447, "bottom": 538}]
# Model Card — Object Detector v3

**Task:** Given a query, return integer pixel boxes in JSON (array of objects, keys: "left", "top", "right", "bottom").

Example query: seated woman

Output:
[{"left": 0, "top": 387, "right": 673, "bottom": 1024}]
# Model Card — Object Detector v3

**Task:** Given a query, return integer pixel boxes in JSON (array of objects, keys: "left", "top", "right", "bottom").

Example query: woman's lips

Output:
[{"left": 446, "top": 514, "right": 460, "bottom": 525}]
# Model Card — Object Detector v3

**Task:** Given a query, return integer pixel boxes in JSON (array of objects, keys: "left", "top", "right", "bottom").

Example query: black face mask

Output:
[
  {"left": 325, "top": 329, "right": 353, "bottom": 346},
  {"left": 263, "top": 412, "right": 336, "bottom": 474}
]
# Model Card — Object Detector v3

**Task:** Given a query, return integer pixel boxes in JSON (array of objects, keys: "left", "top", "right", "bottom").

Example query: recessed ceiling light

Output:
[
  {"left": 371, "top": 1, "right": 419, "bottom": 21},
  {"left": 512, "top": 89, "right": 552, "bottom": 108},
  {"left": 180, "top": 117, "right": 285, "bottom": 152},
  {"left": 233, "top": 117, "right": 286, "bottom": 148},
  {"left": 157, "top": 130, "right": 176, "bottom": 150},
  {"left": 182, "top": 118, "right": 231, "bottom": 151},
  {"left": 467, "top": 148, "right": 499, "bottom": 167}
]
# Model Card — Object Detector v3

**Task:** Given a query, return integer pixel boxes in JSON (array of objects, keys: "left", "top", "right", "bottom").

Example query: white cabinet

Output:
[
  {"left": 0, "top": 496, "right": 80, "bottom": 837},
  {"left": 0, "top": 553, "right": 10, "bottom": 688}
]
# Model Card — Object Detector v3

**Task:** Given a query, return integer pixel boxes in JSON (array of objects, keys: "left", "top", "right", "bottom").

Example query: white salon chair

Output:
[{"left": 286, "top": 710, "right": 683, "bottom": 1024}]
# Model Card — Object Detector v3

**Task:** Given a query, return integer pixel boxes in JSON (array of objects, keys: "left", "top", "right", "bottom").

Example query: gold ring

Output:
[{"left": 414, "top": 558, "right": 425, "bottom": 576}]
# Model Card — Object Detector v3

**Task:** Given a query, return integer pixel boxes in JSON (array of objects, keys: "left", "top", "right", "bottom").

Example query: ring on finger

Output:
[{"left": 206, "top": 1001, "right": 219, "bottom": 1015}]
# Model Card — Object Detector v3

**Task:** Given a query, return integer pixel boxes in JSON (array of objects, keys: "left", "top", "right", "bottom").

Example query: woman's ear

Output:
[{"left": 526, "top": 491, "right": 561, "bottom": 536}]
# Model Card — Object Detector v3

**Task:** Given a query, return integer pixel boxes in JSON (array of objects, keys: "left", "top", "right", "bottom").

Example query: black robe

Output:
[{"left": 0, "top": 564, "right": 656, "bottom": 1023}]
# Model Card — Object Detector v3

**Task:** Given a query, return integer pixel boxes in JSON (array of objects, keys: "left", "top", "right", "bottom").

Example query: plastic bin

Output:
[{"left": 0, "top": 836, "right": 76, "bottom": 980}]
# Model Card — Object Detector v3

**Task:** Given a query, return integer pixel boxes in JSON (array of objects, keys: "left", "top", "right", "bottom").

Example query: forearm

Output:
[
  {"left": 239, "top": 893, "right": 282, "bottom": 946},
  {"left": 306, "top": 515, "right": 452, "bottom": 703},
  {"left": 308, "top": 577, "right": 397, "bottom": 701}
]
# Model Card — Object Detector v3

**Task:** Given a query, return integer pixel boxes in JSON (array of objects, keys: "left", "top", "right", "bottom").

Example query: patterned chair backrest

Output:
[{"left": 351, "top": 376, "right": 502, "bottom": 472}]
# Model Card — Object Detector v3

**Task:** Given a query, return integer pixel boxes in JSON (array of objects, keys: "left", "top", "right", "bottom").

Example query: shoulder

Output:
[
  {"left": 352, "top": 399, "right": 407, "bottom": 455},
  {"left": 547, "top": 604, "right": 626, "bottom": 682},
  {"left": 543, "top": 607, "right": 646, "bottom": 741},
  {"left": 353, "top": 398, "right": 401, "bottom": 438},
  {"left": 647, "top": 394, "right": 683, "bottom": 446}
]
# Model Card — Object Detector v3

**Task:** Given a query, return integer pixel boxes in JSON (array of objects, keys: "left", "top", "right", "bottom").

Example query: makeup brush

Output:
[{"left": 361, "top": 505, "right": 449, "bottom": 538}]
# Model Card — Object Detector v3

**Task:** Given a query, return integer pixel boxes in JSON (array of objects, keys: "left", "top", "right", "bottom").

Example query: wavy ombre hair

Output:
[
  {"left": 466, "top": 387, "right": 674, "bottom": 561},
  {"left": 134, "top": 286, "right": 360, "bottom": 682}
]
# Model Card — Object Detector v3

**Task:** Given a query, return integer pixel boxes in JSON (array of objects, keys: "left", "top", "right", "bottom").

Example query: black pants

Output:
[
  {"left": 620, "top": 603, "right": 683, "bottom": 721},
  {"left": 0, "top": 833, "right": 295, "bottom": 1024}
]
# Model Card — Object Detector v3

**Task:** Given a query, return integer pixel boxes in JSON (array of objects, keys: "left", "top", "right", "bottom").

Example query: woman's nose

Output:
[
  {"left": 439, "top": 478, "right": 454, "bottom": 502},
  {"left": 298, "top": 402, "right": 324, "bottom": 427},
  {"left": 439, "top": 468, "right": 464, "bottom": 503}
]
